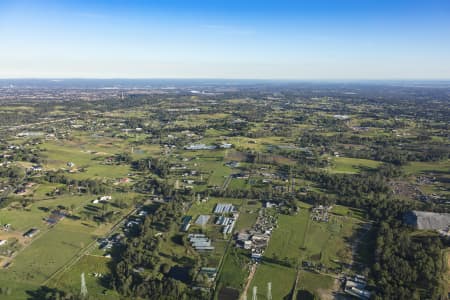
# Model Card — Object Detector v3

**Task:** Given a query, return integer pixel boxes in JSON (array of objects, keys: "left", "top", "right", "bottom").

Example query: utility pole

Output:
[{"left": 252, "top": 286, "right": 257, "bottom": 300}]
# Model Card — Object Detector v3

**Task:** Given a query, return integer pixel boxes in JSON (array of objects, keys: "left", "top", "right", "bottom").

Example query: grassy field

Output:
[
  {"left": 215, "top": 247, "right": 250, "bottom": 294},
  {"left": 0, "top": 193, "right": 100, "bottom": 231},
  {"left": 0, "top": 188, "right": 136, "bottom": 300},
  {"left": 51, "top": 255, "right": 119, "bottom": 299},
  {"left": 330, "top": 205, "right": 367, "bottom": 221},
  {"left": 9, "top": 222, "right": 93, "bottom": 281},
  {"left": 267, "top": 209, "right": 359, "bottom": 268},
  {"left": 403, "top": 160, "right": 450, "bottom": 174},
  {"left": 0, "top": 222, "right": 95, "bottom": 299},
  {"left": 235, "top": 211, "right": 258, "bottom": 232},
  {"left": 40, "top": 139, "right": 131, "bottom": 180},
  {"left": 0, "top": 208, "right": 48, "bottom": 232},
  {"left": 329, "top": 157, "right": 382, "bottom": 174},
  {"left": 248, "top": 262, "right": 296, "bottom": 299},
  {"left": 247, "top": 204, "right": 366, "bottom": 297},
  {"left": 297, "top": 271, "right": 335, "bottom": 299},
  {"left": 264, "top": 209, "right": 309, "bottom": 262},
  {"left": 208, "top": 165, "right": 232, "bottom": 188},
  {"left": 228, "top": 178, "right": 250, "bottom": 190}
]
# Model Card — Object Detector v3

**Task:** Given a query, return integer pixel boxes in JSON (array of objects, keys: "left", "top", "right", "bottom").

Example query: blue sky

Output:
[{"left": 1, "top": 0, "right": 450, "bottom": 79}]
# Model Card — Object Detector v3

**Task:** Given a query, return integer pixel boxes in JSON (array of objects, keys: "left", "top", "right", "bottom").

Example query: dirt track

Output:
[
  {"left": 240, "top": 263, "right": 257, "bottom": 300},
  {"left": 0, "top": 231, "right": 29, "bottom": 246}
]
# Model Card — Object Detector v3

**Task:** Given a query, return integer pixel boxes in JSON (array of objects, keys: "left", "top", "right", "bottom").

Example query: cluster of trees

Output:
[
  {"left": 0, "top": 166, "right": 25, "bottom": 182},
  {"left": 213, "top": 160, "right": 447, "bottom": 298},
  {"left": 0, "top": 147, "right": 42, "bottom": 164},
  {"left": 308, "top": 167, "right": 447, "bottom": 299},
  {"left": 111, "top": 195, "right": 208, "bottom": 299},
  {"left": 132, "top": 157, "right": 170, "bottom": 178},
  {"left": 372, "top": 223, "right": 445, "bottom": 299},
  {"left": 113, "top": 152, "right": 132, "bottom": 165},
  {"left": 26, "top": 286, "right": 91, "bottom": 300},
  {"left": 245, "top": 151, "right": 278, "bottom": 165},
  {"left": 44, "top": 171, "right": 109, "bottom": 194},
  {"left": 305, "top": 170, "right": 390, "bottom": 198},
  {"left": 298, "top": 130, "right": 449, "bottom": 166}
]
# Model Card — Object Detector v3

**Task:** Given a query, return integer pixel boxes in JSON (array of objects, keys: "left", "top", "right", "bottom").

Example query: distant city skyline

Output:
[{"left": 1, "top": 0, "right": 450, "bottom": 79}]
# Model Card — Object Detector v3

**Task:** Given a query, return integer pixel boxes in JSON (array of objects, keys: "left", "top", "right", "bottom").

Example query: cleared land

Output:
[{"left": 247, "top": 204, "right": 367, "bottom": 299}]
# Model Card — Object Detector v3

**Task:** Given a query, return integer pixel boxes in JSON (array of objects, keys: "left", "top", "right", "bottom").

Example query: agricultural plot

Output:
[
  {"left": 40, "top": 140, "right": 131, "bottom": 180},
  {"left": 0, "top": 222, "right": 94, "bottom": 299},
  {"left": 0, "top": 186, "right": 137, "bottom": 300},
  {"left": 247, "top": 204, "right": 368, "bottom": 298}
]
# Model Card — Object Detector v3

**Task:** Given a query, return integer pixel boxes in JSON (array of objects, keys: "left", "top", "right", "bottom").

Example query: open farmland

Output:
[
  {"left": 247, "top": 204, "right": 368, "bottom": 299},
  {"left": 0, "top": 81, "right": 448, "bottom": 299}
]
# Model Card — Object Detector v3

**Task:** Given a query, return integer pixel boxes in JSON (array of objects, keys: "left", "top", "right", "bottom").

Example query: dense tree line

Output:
[
  {"left": 44, "top": 171, "right": 109, "bottom": 194},
  {"left": 306, "top": 167, "right": 447, "bottom": 299},
  {"left": 372, "top": 223, "right": 445, "bottom": 299}
]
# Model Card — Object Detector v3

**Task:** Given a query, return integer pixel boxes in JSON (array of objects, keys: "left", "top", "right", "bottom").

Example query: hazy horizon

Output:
[{"left": 1, "top": 0, "right": 450, "bottom": 79}]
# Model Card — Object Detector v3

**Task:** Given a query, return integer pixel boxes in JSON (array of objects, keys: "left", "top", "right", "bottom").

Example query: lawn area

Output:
[
  {"left": 302, "top": 217, "right": 354, "bottom": 267},
  {"left": 32, "top": 183, "right": 65, "bottom": 199},
  {"left": 182, "top": 151, "right": 233, "bottom": 187},
  {"left": 0, "top": 278, "right": 39, "bottom": 300},
  {"left": 0, "top": 208, "right": 48, "bottom": 232}
]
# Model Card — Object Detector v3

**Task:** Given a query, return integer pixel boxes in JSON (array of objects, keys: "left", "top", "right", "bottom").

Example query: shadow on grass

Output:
[{"left": 26, "top": 285, "right": 79, "bottom": 300}]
